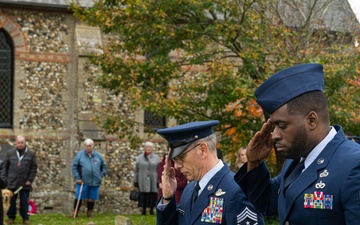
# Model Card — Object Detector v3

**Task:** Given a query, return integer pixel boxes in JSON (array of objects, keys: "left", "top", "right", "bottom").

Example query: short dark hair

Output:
[{"left": 287, "top": 91, "right": 328, "bottom": 116}]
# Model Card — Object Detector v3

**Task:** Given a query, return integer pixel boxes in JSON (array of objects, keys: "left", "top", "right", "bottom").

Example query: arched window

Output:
[{"left": 0, "top": 29, "right": 14, "bottom": 128}]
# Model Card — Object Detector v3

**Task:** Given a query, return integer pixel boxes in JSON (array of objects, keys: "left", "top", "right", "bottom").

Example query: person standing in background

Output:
[
  {"left": 70, "top": 138, "right": 107, "bottom": 218},
  {"left": 5, "top": 135, "right": 37, "bottom": 225},
  {"left": 134, "top": 141, "right": 161, "bottom": 215},
  {"left": 234, "top": 146, "right": 247, "bottom": 170}
]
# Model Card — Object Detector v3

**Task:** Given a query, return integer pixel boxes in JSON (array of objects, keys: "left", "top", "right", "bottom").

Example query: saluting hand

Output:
[
  {"left": 161, "top": 155, "right": 177, "bottom": 202},
  {"left": 247, "top": 119, "right": 274, "bottom": 171}
]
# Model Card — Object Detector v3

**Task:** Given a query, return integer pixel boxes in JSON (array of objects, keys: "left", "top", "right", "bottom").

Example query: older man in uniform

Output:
[
  {"left": 156, "top": 120, "right": 264, "bottom": 225},
  {"left": 235, "top": 63, "right": 360, "bottom": 224}
]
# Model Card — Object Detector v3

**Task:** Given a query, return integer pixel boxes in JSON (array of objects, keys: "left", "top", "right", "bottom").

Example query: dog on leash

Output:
[{"left": 2, "top": 189, "right": 14, "bottom": 225}]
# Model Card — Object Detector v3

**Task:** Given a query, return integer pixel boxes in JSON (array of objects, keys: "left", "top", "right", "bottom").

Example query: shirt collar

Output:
[
  {"left": 198, "top": 160, "right": 224, "bottom": 195},
  {"left": 304, "top": 126, "right": 337, "bottom": 169}
]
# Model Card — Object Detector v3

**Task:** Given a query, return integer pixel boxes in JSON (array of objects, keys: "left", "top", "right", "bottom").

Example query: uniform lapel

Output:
[
  {"left": 182, "top": 182, "right": 195, "bottom": 224},
  {"left": 284, "top": 162, "right": 322, "bottom": 216},
  {"left": 283, "top": 137, "right": 341, "bottom": 218},
  {"left": 188, "top": 165, "right": 229, "bottom": 225}
]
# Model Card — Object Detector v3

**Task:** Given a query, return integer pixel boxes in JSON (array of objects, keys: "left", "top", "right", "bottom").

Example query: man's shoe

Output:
[
  {"left": 23, "top": 220, "right": 30, "bottom": 224},
  {"left": 7, "top": 219, "right": 15, "bottom": 224}
]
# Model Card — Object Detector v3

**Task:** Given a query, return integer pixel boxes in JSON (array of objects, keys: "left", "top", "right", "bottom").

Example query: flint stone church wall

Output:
[{"left": 0, "top": 6, "right": 169, "bottom": 215}]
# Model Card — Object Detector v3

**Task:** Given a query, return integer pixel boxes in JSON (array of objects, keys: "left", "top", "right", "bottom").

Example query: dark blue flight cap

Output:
[
  {"left": 255, "top": 63, "right": 324, "bottom": 114},
  {"left": 157, "top": 120, "right": 219, "bottom": 159}
]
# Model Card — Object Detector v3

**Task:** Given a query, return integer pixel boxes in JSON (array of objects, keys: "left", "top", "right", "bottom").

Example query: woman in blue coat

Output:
[{"left": 70, "top": 138, "right": 107, "bottom": 218}]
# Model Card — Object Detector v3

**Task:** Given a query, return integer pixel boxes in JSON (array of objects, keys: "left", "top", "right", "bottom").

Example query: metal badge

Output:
[
  {"left": 319, "top": 169, "right": 329, "bottom": 178},
  {"left": 317, "top": 158, "right": 324, "bottom": 164},
  {"left": 215, "top": 189, "right": 226, "bottom": 196},
  {"left": 315, "top": 181, "right": 326, "bottom": 189},
  {"left": 178, "top": 208, "right": 185, "bottom": 215},
  {"left": 207, "top": 184, "right": 213, "bottom": 191}
]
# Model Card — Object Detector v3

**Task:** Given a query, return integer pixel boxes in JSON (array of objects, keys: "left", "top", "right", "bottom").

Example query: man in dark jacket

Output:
[
  {"left": 5, "top": 135, "right": 37, "bottom": 225},
  {"left": 70, "top": 138, "right": 107, "bottom": 218}
]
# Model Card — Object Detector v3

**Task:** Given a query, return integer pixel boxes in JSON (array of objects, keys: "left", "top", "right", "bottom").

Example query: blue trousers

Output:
[{"left": 7, "top": 189, "right": 30, "bottom": 220}]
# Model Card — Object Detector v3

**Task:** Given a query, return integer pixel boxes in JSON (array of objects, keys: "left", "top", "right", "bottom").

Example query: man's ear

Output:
[
  {"left": 306, "top": 111, "right": 318, "bottom": 130},
  {"left": 199, "top": 143, "right": 209, "bottom": 159}
]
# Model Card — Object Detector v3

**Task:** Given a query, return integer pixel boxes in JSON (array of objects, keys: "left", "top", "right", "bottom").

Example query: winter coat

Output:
[
  {"left": 134, "top": 152, "right": 161, "bottom": 193},
  {"left": 5, "top": 148, "right": 37, "bottom": 190},
  {"left": 71, "top": 149, "right": 107, "bottom": 186}
]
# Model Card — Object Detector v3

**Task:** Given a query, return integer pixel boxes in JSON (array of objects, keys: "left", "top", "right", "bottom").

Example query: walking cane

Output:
[{"left": 73, "top": 183, "right": 84, "bottom": 218}]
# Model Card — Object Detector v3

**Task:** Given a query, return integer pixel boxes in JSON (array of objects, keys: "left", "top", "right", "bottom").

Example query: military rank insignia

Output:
[
  {"left": 304, "top": 191, "right": 333, "bottom": 209},
  {"left": 237, "top": 207, "right": 259, "bottom": 225},
  {"left": 201, "top": 197, "right": 224, "bottom": 223}
]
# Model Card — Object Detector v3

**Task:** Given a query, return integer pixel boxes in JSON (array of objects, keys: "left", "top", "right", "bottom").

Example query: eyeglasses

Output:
[{"left": 173, "top": 143, "right": 200, "bottom": 164}]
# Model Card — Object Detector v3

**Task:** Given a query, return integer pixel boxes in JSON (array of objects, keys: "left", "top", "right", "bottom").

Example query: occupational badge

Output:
[{"left": 215, "top": 189, "right": 226, "bottom": 196}]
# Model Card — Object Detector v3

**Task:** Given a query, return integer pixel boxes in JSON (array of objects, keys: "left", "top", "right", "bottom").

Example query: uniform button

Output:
[{"left": 285, "top": 221, "right": 290, "bottom": 225}]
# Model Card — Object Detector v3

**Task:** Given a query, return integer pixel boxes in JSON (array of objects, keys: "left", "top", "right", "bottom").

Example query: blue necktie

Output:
[
  {"left": 191, "top": 182, "right": 200, "bottom": 208},
  {"left": 284, "top": 159, "right": 305, "bottom": 188}
]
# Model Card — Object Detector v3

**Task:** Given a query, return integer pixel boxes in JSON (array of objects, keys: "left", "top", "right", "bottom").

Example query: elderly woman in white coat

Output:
[{"left": 133, "top": 141, "right": 161, "bottom": 215}]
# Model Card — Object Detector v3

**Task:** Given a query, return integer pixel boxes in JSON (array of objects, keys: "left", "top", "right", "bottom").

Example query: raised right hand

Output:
[{"left": 247, "top": 119, "right": 274, "bottom": 171}]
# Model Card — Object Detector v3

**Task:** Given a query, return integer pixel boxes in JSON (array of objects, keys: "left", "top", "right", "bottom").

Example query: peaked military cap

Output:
[
  {"left": 255, "top": 63, "right": 324, "bottom": 114},
  {"left": 157, "top": 120, "right": 219, "bottom": 159}
]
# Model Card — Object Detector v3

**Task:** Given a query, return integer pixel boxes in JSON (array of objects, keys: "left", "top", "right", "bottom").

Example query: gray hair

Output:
[
  {"left": 84, "top": 138, "right": 94, "bottom": 146},
  {"left": 190, "top": 133, "right": 217, "bottom": 152},
  {"left": 144, "top": 141, "right": 155, "bottom": 148}
]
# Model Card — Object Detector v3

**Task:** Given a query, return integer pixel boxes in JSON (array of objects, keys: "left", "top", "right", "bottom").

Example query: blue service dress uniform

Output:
[
  {"left": 235, "top": 125, "right": 360, "bottom": 225},
  {"left": 156, "top": 164, "right": 264, "bottom": 225}
]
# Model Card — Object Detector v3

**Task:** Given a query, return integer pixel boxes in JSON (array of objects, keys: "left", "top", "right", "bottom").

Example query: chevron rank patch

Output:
[{"left": 237, "top": 207, "right": 258, "bottom": 225}]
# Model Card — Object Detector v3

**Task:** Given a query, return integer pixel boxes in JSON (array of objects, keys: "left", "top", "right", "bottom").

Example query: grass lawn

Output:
[
  {"left": 15, "top": 213, "right": 277, "bottom": 224},
  {"left": 10, "top": 213, "right": 156, "bottom": 225}
]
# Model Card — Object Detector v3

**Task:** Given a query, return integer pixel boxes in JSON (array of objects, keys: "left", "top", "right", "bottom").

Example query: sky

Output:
[{"left": 348, "top": 0, "right": 360, "bottom": 22}]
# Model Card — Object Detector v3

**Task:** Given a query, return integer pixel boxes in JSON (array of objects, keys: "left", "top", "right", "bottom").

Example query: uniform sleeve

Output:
[
  {"left": 234, "top": 161, "right": 281, "bottom": 216},
  {"left": 225, "top": 187, "right": 265, "bottom": 225},
  {"left": 342, "top": 159, "right": 360, "bottom": 224},
  {"left": 156, "top": 197, "right": 178, "bottom": 225}
]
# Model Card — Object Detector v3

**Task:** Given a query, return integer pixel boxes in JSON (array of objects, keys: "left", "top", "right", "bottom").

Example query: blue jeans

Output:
[{"left": 7, "top": 189, "right": 30, "bottom": 220}]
